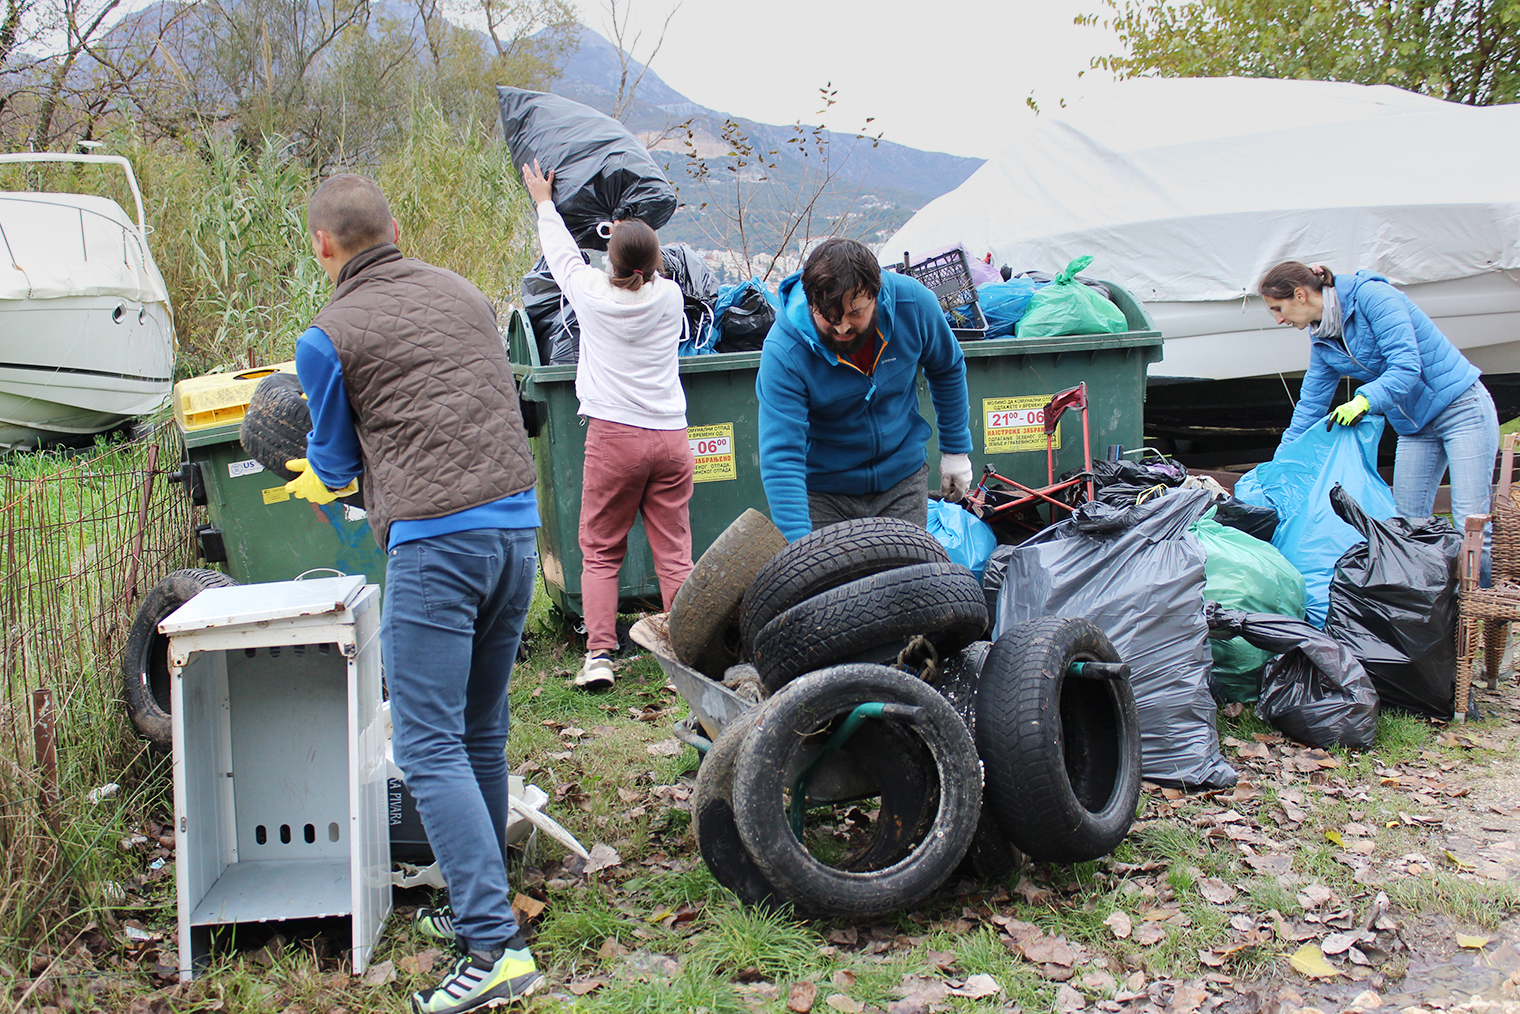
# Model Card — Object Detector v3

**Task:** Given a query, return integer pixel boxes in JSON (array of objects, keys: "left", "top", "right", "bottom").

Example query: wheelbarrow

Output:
[
  {"left": 629, "top": 616, "right": 888, "bottom": 805},
  {"left": 631, "top": 614, "right": 987, "bottom": 919}
]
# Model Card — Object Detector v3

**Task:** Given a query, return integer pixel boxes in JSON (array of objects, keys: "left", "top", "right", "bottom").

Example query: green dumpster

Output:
[
  {"left": 920, "top": 283, "right": 1163, "bottom": 496},
  {"left": 508, "top": 284, "right": 1161, "bottom": 620},
  {"left": 171, "top": 364, "right": 390, "bottom": 599}
]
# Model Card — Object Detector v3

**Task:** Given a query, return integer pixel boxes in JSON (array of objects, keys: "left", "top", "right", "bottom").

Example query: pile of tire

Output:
[{"left": 670, "top": 514, "right": 1145, "bottom": 917}]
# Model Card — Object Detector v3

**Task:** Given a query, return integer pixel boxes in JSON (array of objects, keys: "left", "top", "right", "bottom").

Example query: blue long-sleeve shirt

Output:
[{"left": 294, "top": 326, "right": 539, "bottom": 549}]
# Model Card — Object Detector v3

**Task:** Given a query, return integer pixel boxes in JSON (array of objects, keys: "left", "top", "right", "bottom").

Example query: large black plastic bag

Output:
[
  {"left": 521, "top": 254, "right": 584, "bottom": 364},
  {"left": 1205, "top": 602, "right": 1379, "bottom": 749},
  {"left": 987, "top": 488, "right": 1237, "bottom": 789},
  {"left": 499, "top": 87, "right": 678, "bottom": 250},
  {"left": 713, "top": 282, "right": 776, "bottom": 353},
  {"left": 662, "top": 243, "right": 717, "bottom": 346},
  {"left": 1213, "top": 495, "right": 1278, "bottom": 543},
  {"left": 1322, "top": 485, "right": 1460, "bottom": 719}
]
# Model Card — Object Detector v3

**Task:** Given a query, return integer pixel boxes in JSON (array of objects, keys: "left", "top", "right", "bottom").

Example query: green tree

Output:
[{"left": 1079, "top": 0, "right": 1520, "bottom": 105}]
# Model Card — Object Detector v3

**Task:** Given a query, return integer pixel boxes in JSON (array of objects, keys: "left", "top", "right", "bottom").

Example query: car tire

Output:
[
  {"left": 738, "top": 517, "right": 948, "bottom": 656},
  {"left": 668, "top": 508, "right": 787, "bottom": 677},
  {"left": 122, "top": 568, "right": 240, "bottom": 750},
  {"left": 975, "top": 617, "right": 1142, "bottom": 864},
  {"left": 731, "top": 664, "right": 981, "bottom": 919},
  {"left": 239, "top": 371, "right": 364, "bottom": 507},
  {"left": 750, "top": 562, "right": 988, "bottom": 696}
]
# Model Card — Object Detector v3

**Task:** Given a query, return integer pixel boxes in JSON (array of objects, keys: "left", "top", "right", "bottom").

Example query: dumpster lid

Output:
[
  {"left": 159, "top": 575, "right": 368, "bottom": 635},
  {"left": 174, "top": 361, "right": 297, "bottom": 433}
]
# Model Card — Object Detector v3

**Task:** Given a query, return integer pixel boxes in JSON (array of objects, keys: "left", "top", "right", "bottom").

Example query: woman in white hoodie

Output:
[{"left": 523, "top": 160, "right": 694, "bottom": 690}]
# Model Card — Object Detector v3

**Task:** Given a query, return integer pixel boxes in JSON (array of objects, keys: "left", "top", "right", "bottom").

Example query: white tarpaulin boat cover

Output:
[
  {"left": 884, "top": 78, "right": 1520, "bottom": 305},
  {"left": 0, "top": 191, "right": 170, "bottom": 303}
]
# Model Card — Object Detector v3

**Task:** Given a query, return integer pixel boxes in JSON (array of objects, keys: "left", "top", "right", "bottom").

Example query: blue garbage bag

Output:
[
  {"left": 976, "top": 278, "right": 1045, "bottom": 339},
  {"left": 927, "top": 499, "right": 997, "bottom": 580},
  {"left": 1233, "top": 416, "right": 1396, "bottom": 627}
]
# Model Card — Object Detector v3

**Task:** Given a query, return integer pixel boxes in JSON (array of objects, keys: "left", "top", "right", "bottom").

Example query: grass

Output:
[
  {"left": 9, "top": 600, "right": 1520, "bottom": 1012},
  {"left": 7, "top": 447, "right": 1520, "bottom": 1012}
]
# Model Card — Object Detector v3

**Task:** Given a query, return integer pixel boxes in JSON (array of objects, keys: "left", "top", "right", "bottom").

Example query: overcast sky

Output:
[{"left": 574, "top": 0, "right": 1119, "bottom": 160}]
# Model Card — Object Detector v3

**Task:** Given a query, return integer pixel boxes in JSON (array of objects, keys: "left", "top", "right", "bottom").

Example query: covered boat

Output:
[
  {"left": 0, "top": 153, "right": 175, "bottom": 449},
  {"left": 883, "top": 79, "right": 1520, "bottom": 453}
]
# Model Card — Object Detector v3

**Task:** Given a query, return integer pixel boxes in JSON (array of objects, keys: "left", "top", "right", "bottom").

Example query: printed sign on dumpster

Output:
[
  {"left": 689, "top": 423, "right": 736, "bottom": 483},
  {"left": 983, "top": 395, "right": 1062, "bottom": 454}
]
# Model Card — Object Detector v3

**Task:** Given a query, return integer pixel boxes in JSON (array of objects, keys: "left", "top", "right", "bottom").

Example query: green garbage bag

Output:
[
  {"left": 1191, "top": 512, "right": 1307, "bottom": 702},
  {"left": 1014, "top": 255, "right": 1128, "bottom": 339}
]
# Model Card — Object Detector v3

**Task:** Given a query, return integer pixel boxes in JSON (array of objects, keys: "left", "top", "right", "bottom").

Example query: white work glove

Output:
[{"left": 939, "top": 452, "right": 973, "bottom": 501}]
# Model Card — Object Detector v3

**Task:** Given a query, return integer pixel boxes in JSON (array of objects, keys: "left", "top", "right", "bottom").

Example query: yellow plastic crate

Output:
[{"left": 174, "top": 362, "right": 296, "bottom": 432}]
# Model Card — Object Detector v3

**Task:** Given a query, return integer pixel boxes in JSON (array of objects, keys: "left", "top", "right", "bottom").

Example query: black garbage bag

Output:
[
  {"left": 499, "top": 87, "right": 678, "bottom": 250},
  {"left": 1205, "top": 602, "right": 1379, "bottom": 749},
  {"left": 662, "top": 243, "right": 717, "bottom": 346},
  {"left": 715, "top": 284, "right": 776, "bottom": 354},
  {"left": 986, "top": 488, "right": 1237, "bottom": 789},
  {"left": 1090, "top": 456, "right": 1189, "bottom": 489},
  {"left": 1213, "top": 495, "right": 1279, "bottom": 543},
  {"left": 1322, "top": 484, "right": 1460, "bottom": 719},
  {"left": 520, "top": 254, "right": 587, "bottom": 364}
]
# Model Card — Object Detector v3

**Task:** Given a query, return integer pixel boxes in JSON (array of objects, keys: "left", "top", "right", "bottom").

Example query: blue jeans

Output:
[
  {"left": 384, "top": 527, "right": 538, "bottom": 952},
  {"left": 1393, "top": 381, "right": 1499, "bottom": 585}
]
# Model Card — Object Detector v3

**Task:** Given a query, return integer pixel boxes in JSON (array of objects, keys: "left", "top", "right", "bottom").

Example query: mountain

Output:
[{"left": 547, "top": 27, "right": 983, "bottom": 275}]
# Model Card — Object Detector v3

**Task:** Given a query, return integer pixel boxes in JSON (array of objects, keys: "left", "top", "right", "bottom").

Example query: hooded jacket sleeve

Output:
[
  {"left": 912, "top": 286, "right": 972, "bottom": 456},
  {"left": 1279, "top": 351, "right": 1339, "bottom": 446},
  {"left": 1350, "top": 280, "right": 1423, "bottom": 414},
  {"left": 757, "top": 343, "right": 815, "bottom": 542}
]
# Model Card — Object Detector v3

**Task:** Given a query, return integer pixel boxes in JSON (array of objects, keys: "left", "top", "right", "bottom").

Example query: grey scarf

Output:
[{"left": 1309, "top": 285, "right": 1343, "bottom": 339}]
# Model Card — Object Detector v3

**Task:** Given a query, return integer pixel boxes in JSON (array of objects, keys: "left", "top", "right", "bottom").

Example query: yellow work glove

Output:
[
  {"left": 284, "top": 458, "right": 358, "bottom": 505},
  {"left": 1326, "top": 394, "right": 1370, "bottom": 430}
]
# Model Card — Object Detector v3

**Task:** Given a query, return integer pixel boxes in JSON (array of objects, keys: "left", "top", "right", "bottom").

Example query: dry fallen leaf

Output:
[
  {"left": 1056, "top": 982, "right": 1086, "bottom": 1012},
  {"left": 512, "top": 893, "right": 545, "bottom": 920},
  {"left": 1105, "top": 911, "right": 1133, "bottom": 939},
  {"left": 1289, "top": 943, "right": 1340, "bottom": 979},
  {"left": 945, "top": 974, "right": 1000, "bottom": 999},
  {"left": 1198, "top": 878, "right": 1236, "bottom": 905},
  {"left": 1133, "top": 923, "right": 1166, "bottom": 946},
  {"left": 825, "top": 994, "right": 863, "bottom": 1014},
  {"left": 567, "top": 979, "right": 605, "bottom": 995},
  {"left": 585, "top": 843, "right": 622, "bottom": 873},
  {"left": 361, "top": 959, "right": 397, "bottom": 987},
  {"left": 645, "top": 739, "right": 684, "bottom": 756},
  {"left": 1457, "top": 934, "right": 1492, "bottom": 949},
  {"left": 788, "top": 981, "right": 817, "bottom": 1013}
]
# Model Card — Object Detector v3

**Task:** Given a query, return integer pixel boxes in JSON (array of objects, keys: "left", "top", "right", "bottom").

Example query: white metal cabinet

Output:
[{"left": 162, "top": 575, "right": 389, "bottom": 978}]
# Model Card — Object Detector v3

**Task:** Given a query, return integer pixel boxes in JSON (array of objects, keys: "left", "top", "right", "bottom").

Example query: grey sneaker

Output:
[
  {"left": 410, "top": 939, "right": 543, "bottom": 1013},
  {"left": 413, "top": 905, "right": 456, "bottom": 947},
  {"left": 573, "top": 652, "right": 615, "bottom": 691}
]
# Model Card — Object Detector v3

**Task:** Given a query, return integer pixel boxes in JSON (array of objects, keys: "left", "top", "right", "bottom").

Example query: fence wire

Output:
[{"left": 0, "top": 424, "right": 195, "bottom": 784}]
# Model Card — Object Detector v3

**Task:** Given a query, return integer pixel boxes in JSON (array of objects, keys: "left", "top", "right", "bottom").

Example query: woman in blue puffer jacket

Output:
[{"left": 1261, "top": 260, "right": 1499, "bottom": 581}]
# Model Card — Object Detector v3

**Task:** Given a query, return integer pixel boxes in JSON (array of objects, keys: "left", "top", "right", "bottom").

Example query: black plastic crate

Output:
[{"left": 894, "top": 248, "right": 987, "bottom": 339}]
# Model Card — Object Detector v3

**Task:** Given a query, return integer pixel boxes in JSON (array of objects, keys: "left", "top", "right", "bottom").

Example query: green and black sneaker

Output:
[
  {"left": 413, "top": 905, "right": 457, "bottom": 947},
  {"left": 410, "top": 936, "right": 542, "bottom": 1013}
]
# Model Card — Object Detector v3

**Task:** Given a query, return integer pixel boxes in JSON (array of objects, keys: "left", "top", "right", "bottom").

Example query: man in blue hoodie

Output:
[{"left": 757, "top": 238, "right": 973, "bottom": 542}]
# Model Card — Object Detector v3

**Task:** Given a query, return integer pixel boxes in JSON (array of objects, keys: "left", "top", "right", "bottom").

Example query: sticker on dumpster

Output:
[
  {"left": 983, "top": 396, "right": 1062, "bottom": 453},
  {"left": 689, "top": 423, "right": 736, "bottom": 483},
  {"left": 229, "top": 458, "right": 265, "bottom": 478},
  {"left": 262, "top": 485, "right": 291, "bottom": 505}
]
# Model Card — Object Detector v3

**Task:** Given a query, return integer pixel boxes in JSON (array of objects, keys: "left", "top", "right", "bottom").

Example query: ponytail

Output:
[{"left": 1259, "top": 260, "right": 1335, "bottom": 299}]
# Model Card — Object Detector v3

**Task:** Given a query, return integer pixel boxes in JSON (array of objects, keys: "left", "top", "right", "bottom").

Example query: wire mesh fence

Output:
[{"left": 0, "top": 423, "right": 196, "bottom": 930}]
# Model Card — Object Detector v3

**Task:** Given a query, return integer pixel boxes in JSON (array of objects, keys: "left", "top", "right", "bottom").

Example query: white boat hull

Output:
[
  {"left": 0, "top": 153, "right": 178, "bottom": 449},
  {"left": 0, "top": 295, "right": 174, "bottom": 446},
  {"left": 1146, "top": 272, "right": 1520, "bottom": 383}
]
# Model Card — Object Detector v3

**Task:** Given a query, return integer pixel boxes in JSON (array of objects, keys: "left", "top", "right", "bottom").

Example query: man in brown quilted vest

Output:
[{"left": 284, "top": 175, "right": 543, "bottom": 1013}]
